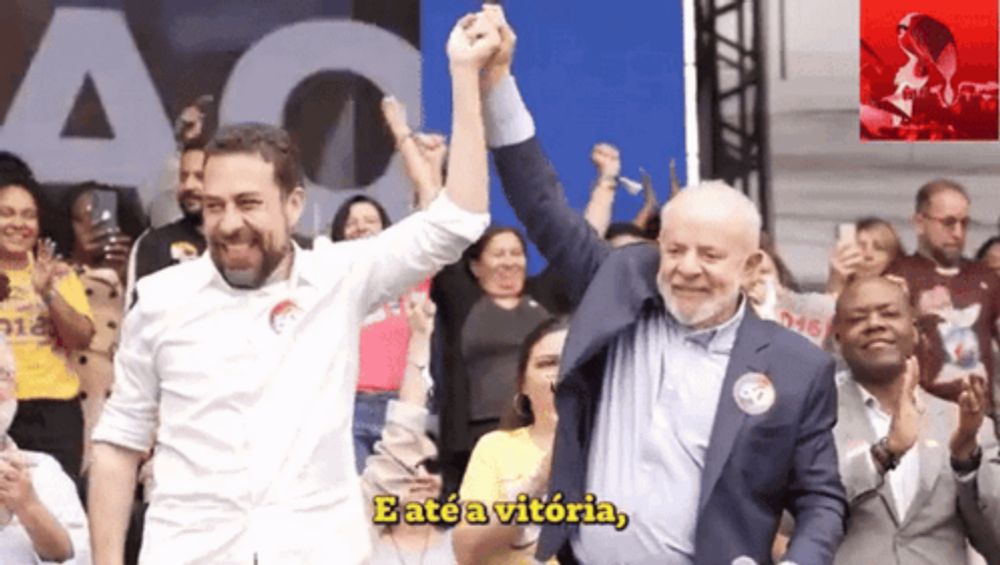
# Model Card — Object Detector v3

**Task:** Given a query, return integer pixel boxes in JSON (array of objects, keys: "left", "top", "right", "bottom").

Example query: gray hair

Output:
[{"left": 659, "top": 180, "right": 762, "bottom": 248}]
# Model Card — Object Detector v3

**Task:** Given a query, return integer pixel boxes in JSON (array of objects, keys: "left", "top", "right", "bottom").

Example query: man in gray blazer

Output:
[{"left": 832, "top": 276, "right": 1000, "bottom": 564}]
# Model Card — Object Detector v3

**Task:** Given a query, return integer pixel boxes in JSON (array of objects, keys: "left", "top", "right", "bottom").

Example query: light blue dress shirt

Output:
[{"left": 571, "top": 301, "right": 746, "bottom": 565}]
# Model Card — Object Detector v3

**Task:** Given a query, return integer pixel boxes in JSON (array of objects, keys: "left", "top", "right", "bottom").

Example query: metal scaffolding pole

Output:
[{"left": 695, "top": 0, "right": 773, "bottom": 233}]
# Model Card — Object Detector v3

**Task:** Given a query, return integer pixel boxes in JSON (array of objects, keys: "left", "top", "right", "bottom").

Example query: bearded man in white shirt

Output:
[{"left": 86, "top": 13, "right": 500, "bottom": 565}]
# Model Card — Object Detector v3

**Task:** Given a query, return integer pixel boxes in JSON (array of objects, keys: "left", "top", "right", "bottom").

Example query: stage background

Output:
[{"left": 0, "top": 1, "right": 688, "bottom": 273}]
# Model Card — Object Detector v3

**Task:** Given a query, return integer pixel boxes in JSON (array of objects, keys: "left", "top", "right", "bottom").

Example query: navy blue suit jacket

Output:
[{"left": 493, "top": 138, "right": 847, "bottom": 565}]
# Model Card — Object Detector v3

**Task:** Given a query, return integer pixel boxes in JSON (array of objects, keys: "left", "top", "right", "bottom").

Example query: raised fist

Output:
[
  {"left": 591, "top": 143, "right": 621, "bottom": 179},
  {"left": 447, "top": 13, "right": 502, "bottom": 71}
]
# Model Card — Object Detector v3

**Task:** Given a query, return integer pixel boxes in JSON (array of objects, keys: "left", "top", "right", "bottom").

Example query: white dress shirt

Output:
[
  {"left": 0, "top": 449, "right": 90, "bottom": 565},
  {"left": 93, "top": 194, "right": 488, "bottom": 565},
  {"left": 856, "top": 383, "right": 920, "bottom": 521}
]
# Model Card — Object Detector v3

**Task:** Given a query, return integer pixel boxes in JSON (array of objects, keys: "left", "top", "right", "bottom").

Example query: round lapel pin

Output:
[
  {"left": 733, "top": 372, "right": 776, "bottom": 416},
  {"left": 269, "top": 299, "right": 302, "bottom": 335}
]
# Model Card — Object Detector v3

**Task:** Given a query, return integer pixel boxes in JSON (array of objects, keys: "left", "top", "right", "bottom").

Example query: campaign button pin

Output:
[
  {"left": 733, "top": 372, "right": 775, "bottom": 416},
  {"left": 269, "top": 299, "right": 303, "bottom": 335}
]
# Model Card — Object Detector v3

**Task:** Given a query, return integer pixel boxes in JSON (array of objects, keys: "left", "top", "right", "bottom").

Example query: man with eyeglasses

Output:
[{"left": 886, "top": 178, "right": 1000, "bottom": 440}]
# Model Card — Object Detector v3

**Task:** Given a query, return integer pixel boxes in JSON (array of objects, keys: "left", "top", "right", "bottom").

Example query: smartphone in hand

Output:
[
  {"left": 836, "top": 222, "right": 857, "bottom": 244},
  {"left": 90, "top": 189, "right": 120, "bottom": 233}
]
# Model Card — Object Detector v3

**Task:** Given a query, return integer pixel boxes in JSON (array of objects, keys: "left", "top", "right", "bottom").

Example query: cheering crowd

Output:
[{"left": 0, "top": 5, "right": 995, "bottom": 565}]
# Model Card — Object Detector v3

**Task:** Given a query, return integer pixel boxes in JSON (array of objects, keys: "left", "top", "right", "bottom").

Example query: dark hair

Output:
[
  {"left": 498, "top": 317, "right": 570, "bottom": 430},
  {"left": 759, "top": 231, "right": 800, "bottom": 293},
  {"left": 329, "top": 195, "right": 392, "bottom": 242},
  {"left": 0, "top": 151, "right": 33, "bottom": 182},
  {"left": 181, "top": 135, "right": 207, "bottom": 155},
  {"left": 465, "top": 226, "right": 527, "bottom": 263},
  {"left": 915, "top": 178, "right": 968, "bottom": 213},
  {"left": 605, "top": 222, "right": 646, "bottom": 242},
  {"left": 642, "top": 214, "right": 661, "bottom": 240},
  {"left": 463, "top": 226, "right": 528, "bottom": 286},
  {"left": 0, "top": 173, "right": 43, "bottom": 211},
  {"left": 855, "top": 216, "right": 905, "bottom": 261},
  {"left": 0, "top": 174, "right": 50, "bottom": 248},
  {"left": 976, "top": 236, "right": 1000, "bottom": 262},
  {"left": 205, "top": 123, "right": 303, "bottom": 198}
]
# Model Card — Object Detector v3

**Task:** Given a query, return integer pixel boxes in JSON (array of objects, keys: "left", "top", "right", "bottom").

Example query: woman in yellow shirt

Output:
[
  {"left": 0, "top": 175, "right": 95, "bottom": 482},
  {"left": 454, "top": 318, "right": 568, "bottom": 565}
]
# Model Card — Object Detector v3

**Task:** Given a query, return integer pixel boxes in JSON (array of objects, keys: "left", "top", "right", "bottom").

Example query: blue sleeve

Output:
[
  {"left": 493, "top": 138, "right": 611, "bottom": 306},
  {"left": 784, "top": 355, "right": 848, "bottom": 564}
]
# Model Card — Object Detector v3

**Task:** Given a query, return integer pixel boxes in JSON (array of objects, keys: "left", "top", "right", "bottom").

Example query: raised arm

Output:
[
  {"left": 582, "top": 143, "right": 621, "bottom": 236},
  {"left": 353, "top": 15, "right": 496, "bottom": 313},
  {"left": 360, "top": 297, "right": 437, "bottom": 507},
  {"left": 381, "top": 96, "right": 446, "bottom": 210},
  {"left": 951, "top": 377, "right": 1000, "bottom": 557},
  {"left": 632, "top": 168, "right": 659, "bottom": 232},
  {"left": 481, "top": 6, "right": 610, "bottom": 303}
]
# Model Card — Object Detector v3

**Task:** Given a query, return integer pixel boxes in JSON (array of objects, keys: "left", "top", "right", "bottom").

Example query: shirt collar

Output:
[{"left": 665, "top": 294, "right": 747, "bottom": 353}]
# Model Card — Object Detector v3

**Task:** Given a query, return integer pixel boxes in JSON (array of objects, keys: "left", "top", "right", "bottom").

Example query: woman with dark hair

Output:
[
  {"left": 432, "top": 225, "right": 571, "bottom": 495},
  {"left": 331, "top": 194, "right": 433, "bottom": 474},
  {"left": 330, "top": 195, "right": 393, "bottom": 242},
  {"left": 452, "top": 317, "right": 567, "bottom": 565},
  {"left": 61, "top": 182, "right": 138, "bottom": 475},
  {"left": 334, "top": 97, "right": 448, "bottom": 474},
  {"left": 0, "top": 173, "right": 95, "bottom": 482}
]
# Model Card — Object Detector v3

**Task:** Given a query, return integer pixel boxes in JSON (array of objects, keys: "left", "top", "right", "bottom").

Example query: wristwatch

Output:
[
  {"left": 870, "top": 436, "right": 901, "bottom": 472},
  {"left": 950, "top": 445, "right": 983, "bottom": 474}
]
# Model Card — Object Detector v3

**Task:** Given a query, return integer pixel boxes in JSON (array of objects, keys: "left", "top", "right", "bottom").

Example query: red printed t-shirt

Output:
[
  {"left": 886, "top": 254, "right": 1000, "bottom": 413},
  {"left": 356, "top": 279, "right": 431, "bottom": 393}
]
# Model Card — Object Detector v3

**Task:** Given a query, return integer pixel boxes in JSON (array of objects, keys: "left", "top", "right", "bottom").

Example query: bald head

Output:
[{"left": 660, "top": 181, "right": 762, "bottom": 253}]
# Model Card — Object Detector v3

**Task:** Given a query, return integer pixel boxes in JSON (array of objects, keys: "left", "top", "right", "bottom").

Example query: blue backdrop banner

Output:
[{"left": 421, "top": 2, "right": 688, "bottom": 273}]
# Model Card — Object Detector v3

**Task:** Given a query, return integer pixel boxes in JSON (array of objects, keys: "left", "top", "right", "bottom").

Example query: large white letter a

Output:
[{"left": 0, "top": 8, "right": 172, "bottom": 188}]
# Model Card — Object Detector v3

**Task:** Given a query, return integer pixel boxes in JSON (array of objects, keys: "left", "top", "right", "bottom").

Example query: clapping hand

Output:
[
  {"left": 886, "top": 356, "right": 924, "bottom": 457},
  {"left": 0, "top": 448, "right": 38, "bottom": 516},
  {"left": 31, "top": 238, "right": 70, "bottom": 299},
  {"left": 950, "top": 374, "right": 987, "bottom": 461}
]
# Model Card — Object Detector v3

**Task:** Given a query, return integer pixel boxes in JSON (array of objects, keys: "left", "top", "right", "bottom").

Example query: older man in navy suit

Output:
[{"left": 469, "top": 7, "right": 847, "bottom": 565}]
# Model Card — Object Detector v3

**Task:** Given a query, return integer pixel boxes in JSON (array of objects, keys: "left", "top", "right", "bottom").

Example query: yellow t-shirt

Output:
[
  {"left": 459, "top": 427, "right": 559, "bottom": 565},
  {"left": 0, "top": 264, "right": 93, "bottom": 400}
]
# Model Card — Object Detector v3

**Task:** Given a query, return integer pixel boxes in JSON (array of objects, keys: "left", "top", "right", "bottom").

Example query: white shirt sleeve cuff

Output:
[
  {"left": 484, "top": 75, "right": 536, "bottom": 148},
  {"left": 423, "top": 191, "right": 491, "bottom": 242}
]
